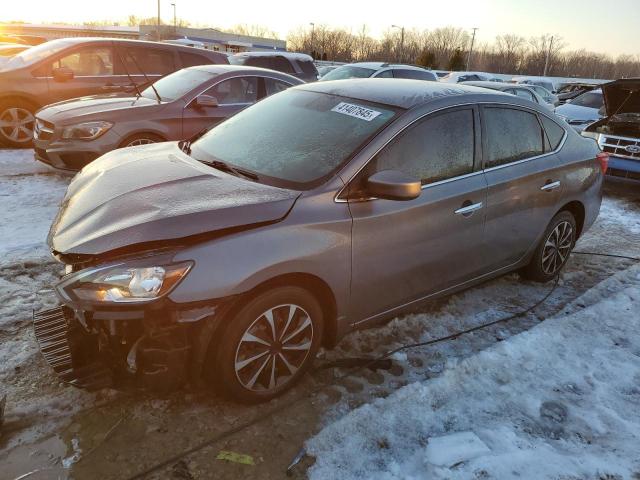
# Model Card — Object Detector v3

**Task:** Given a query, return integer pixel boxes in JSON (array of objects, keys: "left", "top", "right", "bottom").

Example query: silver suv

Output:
[{"left": 35, "top": 80, "right": 603, "bottom": 402}]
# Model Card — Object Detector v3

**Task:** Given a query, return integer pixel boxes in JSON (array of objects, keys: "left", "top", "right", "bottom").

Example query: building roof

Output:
[{"left": 299, "top": 78, "right": 510, "bottom": 109}]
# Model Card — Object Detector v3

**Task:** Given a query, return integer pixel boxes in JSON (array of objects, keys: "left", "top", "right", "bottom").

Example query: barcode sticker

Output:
[{"left": 331, "top": 102, "right": 382, "bottom": 121}]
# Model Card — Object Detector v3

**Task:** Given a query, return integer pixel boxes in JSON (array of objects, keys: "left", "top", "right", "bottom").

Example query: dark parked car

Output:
[
  {"left": 0, "top": 37, "right": 228, "bottom": 147},
  {"left": 557, "top": 83, "right": 598, "bottom": 104},
  {"left": 35, "top": 80, "right": 603, "bottom": 402},
  {"left": 462, "top": 80, "right": 554, "bottom": 110},
  {"left": 33, "top": 65, "right": 302, "bottom": 171},
  {"left": 582, "top": 78, "right": 640, "bottom": 181},
  {"left": 229, "top": 51, "right": 318, "bottom": 82}
]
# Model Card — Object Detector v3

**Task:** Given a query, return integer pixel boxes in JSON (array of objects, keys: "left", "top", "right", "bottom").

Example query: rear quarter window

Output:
[
  {"left": 296, "top": 60, "right": 318, "bottom": 76},
  {"left": 540, "top": 115, "right": 565, "bottom": 150}
]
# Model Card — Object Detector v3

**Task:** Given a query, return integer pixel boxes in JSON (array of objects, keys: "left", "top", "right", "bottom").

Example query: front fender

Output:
[{"left": 168, "top": 192, "right": 352, "bottom": 321}]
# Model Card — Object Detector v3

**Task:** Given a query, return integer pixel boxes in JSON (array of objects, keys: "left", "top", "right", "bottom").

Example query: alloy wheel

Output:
[
  {"left": 126, "top": 138, "right": 157, "bottom": 147},
  {"left": 0, "top": 107, "right": 35, "bottom": 143},
  {"left": 541, "top": 220, "right": 573, "bottom": 275},
  {"left": 234, "top": 303, "right": 314, "bottom": 393}
]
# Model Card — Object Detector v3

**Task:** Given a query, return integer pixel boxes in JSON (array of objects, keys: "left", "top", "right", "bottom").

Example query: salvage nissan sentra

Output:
[{"left": 34, "top": 79, "right": 605, "bottom": 403}]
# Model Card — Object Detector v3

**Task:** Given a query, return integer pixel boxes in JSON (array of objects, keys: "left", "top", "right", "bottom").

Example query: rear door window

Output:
[
  {"left": 265, "top": 77, "right": 293, "bottom": 95},
  {"left": 55, "top": 46, "right": 113, "bottom": 76},
  {"left": 207, "top": 77, "right": 258, "bottom": 104},
  {"left": 244, "top": 57, "right": 272, "bottom": 69},
  {"left": 273, "top": 56, "right": 296, "bottom": 74},
  {"left": 392, "top": 69, "right": 433, "bottom": 80},
  {"left": 118, "top": 46, "right": 175, "bottom": 75},
  {"left": 366, "top": 108, "right": 475, "bottom": 185},
  {"left": 483, "top": 107, "right": 545, "bottom": 168},
  {"left": 180, "top": 51, "right": 212, "bottom": 68}
]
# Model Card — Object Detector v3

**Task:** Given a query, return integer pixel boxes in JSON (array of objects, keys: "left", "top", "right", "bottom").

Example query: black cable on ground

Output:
[{"left": 124, "top": 250, "right": 640, "bottom": 479}]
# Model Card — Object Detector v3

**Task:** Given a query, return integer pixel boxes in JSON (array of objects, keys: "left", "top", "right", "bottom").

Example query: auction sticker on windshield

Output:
[{"left": 331, "top": 102, "right": 382, "bottom": 121}]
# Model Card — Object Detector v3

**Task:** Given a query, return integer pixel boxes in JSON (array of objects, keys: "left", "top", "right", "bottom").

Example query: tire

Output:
[
  {"left": 0, "top": 99, "right": 37, "bottom": 148},
  {"left": 210, "top": 286, "right": 324, "bottom": 403},
  {"left": 119, "top": 132, "right": 164, "bottom": 149},
  {"left": 520, "top": 211, "right": 577, "bottom": 282}
]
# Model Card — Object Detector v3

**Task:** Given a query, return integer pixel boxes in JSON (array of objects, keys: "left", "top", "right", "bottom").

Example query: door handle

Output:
[
  {"left": 540, "top": 180, "right": 561, "bottom": 191},
  {"left": 454, "top": 202, "right": 483, "bottom": 216}
]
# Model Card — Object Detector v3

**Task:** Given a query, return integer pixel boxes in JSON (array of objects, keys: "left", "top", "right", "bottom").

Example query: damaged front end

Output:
[
  {"left": 33, "top": 251, "right": 224, "bottom": 393},
  {"left": 582, "top": 79, "right": 640, "bottom": 181}
]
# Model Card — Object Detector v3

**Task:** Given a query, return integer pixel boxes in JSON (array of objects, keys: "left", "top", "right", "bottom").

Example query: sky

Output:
[{"left": 2, "top": 0, "right": 640, "bottom": 57}]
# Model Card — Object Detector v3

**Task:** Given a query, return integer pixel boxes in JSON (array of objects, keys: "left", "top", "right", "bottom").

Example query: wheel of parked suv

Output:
[
  {"left": 521, "top": 211, "right": 577, "bottom": 282},
  {"left": 119, "top": 133, "right": 164, "bottom": 148},
  {"left": 210, "top": 286, "right": 324, "bottom": 403},
  {"left": 0, "top": 99, "right": 37, "bottom": 148}
]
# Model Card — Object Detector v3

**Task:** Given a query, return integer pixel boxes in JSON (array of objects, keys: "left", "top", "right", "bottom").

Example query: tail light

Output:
[{"left": 596, "top": 152, "right": 609, "bottom": 174}]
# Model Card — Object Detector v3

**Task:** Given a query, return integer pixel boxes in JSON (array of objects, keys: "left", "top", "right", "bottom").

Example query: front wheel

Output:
[
  {"left": 521, "top": 211, "right": 576, "bottom": 282},
  {"left": 0, "top": 99, "right": 37, "bottom": 147},
  {"left": 209, "top": 286, "right": 324, "bottom": 403}
]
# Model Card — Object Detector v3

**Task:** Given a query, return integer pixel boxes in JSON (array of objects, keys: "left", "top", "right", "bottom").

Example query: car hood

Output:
[
  {"left": 37, "top": 94, "right": 164, "bottom": 123},
  {"left": 601, "top": 78, "right": 640, "bottom": 117},
  {"left": 48, "top": 142, "right": 300, "bottom": 256}
]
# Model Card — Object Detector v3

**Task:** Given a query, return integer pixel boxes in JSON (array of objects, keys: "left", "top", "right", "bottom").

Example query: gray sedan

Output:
[
  {"left": 37, "top": 80, "right": 603, "bottom": 403},
  {"left": 33, "top": 65, "right": 302, "bottom": 171}
]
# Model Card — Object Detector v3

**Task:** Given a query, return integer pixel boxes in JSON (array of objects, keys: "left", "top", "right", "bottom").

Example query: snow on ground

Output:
[{"left": 307, "top": 264, "right": 640, "bottom": 479}]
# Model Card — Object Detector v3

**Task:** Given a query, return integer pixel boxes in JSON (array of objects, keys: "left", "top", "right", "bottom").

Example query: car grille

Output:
[
  {"left": 34, "top": 118, "right": 54, "bottom": 141},
  {"left": 599, "top": 134, "right": 640, "bottom": 160}
]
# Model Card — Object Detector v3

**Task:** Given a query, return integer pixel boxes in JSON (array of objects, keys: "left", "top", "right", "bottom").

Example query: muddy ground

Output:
[{"left": 0, "top": 151, "right": 638, "bottom": 480}]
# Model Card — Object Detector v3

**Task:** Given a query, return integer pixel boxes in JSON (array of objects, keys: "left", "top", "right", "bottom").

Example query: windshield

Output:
[
  {"left": 571, "top": 91, "right": 603, "bottom": 109},
  {"left": 321, "top": 66, "right": 376, "bottom": 81},
  {"left": 2, "top": 39, "right": 74, "bottom": 70},
  {"left": 190, "top": 89, "right": 399, "bottom": 189},
  {"left": 141, "top": 68, "right": 216, "bottom": 102}
]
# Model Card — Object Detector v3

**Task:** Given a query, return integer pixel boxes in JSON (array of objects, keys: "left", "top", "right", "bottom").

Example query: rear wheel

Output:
[
  {"left": 119, "top": 132, "right": 164, "bottom": 148},
  {"left": 0, "top": 99, "right": 37, "bottom": 147},
  {"left": 210, "top": 286, "right": 323, "bottom": 403},
  {"left": 521, "top": 211, "right": 576, "bottom": 282}
]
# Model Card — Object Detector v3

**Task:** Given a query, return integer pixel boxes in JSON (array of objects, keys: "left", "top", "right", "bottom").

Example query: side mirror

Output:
[
  {"left": 52, "top": 66, "right": 74, "bottom": 82},
  {"left": 195, "top": 95, "right": 219, "bottom": 108},
  {"left": 365, "top": 170, "right": 421, "bottom": 201}
]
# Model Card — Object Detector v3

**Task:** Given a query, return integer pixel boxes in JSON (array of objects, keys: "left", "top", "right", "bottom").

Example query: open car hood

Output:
[
  {"left": 48, "top": 142, "right": 300, "bottom": 256},
  {"left": 602, "top": 78, "right": 640, "bottom": 117}
]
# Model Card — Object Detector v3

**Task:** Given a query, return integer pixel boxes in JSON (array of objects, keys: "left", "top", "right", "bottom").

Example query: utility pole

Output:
[
  {"left": 392, "top": 25, "right": 404, "bottom": 63},
  {"left": 309, "top": 22, "right": 315, "bottom": 59},
  {"left": 543, "top": 35, "right": 554, "bottom": 76},
  {"left": 156, "top": 0, "right": 161, "bottom": 41},
  {"left": 466, "top": 27, "right": 478, "bottom": 70},
  {"left": 171, "top": 3, "right": 176, "bottom": 35}
]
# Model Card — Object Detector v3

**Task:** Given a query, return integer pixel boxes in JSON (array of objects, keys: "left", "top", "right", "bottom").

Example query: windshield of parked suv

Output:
[
  {"left": 2, "top": 39, "right": 75, "bottom": 70},
  {"left": 141, "top": 68, "right": 217, "bottom": 102},
  {"left": 321, "top": 66, "right": 376, "bottom": 81},
  {"left": 190, "top": 89, "right": 399, "bottom": 189},
  {"left": 571, "top": 91, "right": 603, "bottom": 109}
]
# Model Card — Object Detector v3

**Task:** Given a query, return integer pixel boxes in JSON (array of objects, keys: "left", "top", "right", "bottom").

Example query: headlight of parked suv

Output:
[
  {"left": 61, "top": 121, "right": 113, "bottom": 140},
  {"left": 56, "top": 261, "right": 193, "bottom": 303}
]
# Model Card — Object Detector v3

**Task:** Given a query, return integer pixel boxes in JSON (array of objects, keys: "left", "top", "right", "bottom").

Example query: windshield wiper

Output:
[{"left": 205, "top": 159, "right": 260, "bottom": 181}]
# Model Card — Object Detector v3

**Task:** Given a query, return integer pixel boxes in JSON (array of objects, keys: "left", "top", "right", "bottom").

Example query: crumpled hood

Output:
[
  {"left": 37, "top": 94, "right": 163, "bottom": 124},
  {"left": 48, "top": 142, "right": 300, "bottom": 256},
  {"left": 602, "top": 78, "right": 640, "bottom": 117}
]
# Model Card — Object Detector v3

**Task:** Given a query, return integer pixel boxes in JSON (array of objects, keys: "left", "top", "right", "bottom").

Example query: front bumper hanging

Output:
[{"left": 33, "top": 307, "right": 113, "bottom": 391}]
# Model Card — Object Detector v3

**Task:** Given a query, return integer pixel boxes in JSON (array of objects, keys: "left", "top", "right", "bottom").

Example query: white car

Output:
[
  {"left": 320, "top": 62, "right": 438, "bottom": 81},
  {"left": 439, "top": 71, "right": 492, "bottom": 83},
  {"left": 554, "top": 89, "right": 604, "bottom": 132}
]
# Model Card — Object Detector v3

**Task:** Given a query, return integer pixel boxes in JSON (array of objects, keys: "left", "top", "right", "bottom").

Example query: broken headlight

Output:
[{"left": 56, "top": 261, "right": 193, "bottom": 303}]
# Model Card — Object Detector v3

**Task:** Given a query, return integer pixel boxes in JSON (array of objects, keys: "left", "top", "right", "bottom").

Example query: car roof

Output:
[
  {"left": 461, "top": 81, "right": 520, "bottom": 90},
  {"left": 348, "top": 62, "right": 430, "bottom": 72},
  {"left": 298, "top": 78, "right": 512, "bottom": 109},
  {"left": 42, "top": 37, "right": 224, "bottom": 54},
  {"left": 189, "top": 64, "right": 303, "bottom": 83},
  {"left": 233, "top": 51, "right": 313, "bottom": 62}
]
